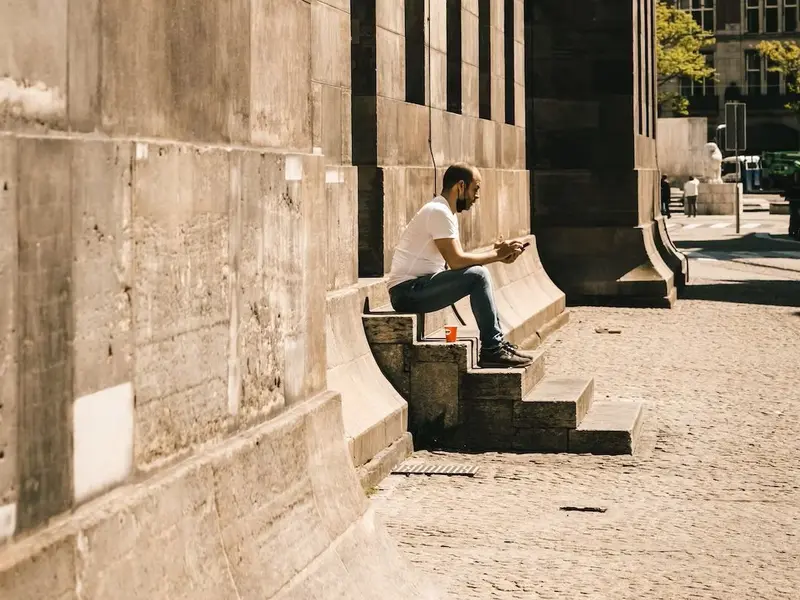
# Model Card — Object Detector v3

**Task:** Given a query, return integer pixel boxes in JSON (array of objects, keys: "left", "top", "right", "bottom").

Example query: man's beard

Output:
[{"left": 456, "top": 192, "right": 468, "bottom": 213}]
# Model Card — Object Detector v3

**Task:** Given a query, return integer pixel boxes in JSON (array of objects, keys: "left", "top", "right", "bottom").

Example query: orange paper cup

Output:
[{"left": 444, "top": 326, "right": 458, "bottom": 343}]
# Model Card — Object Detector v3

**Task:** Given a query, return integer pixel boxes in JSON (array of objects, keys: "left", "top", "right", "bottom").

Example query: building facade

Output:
[
  {"left": 0, "top": 0, "right": 683, "bottom": 596},
  {"left": 666, "top": 0, "right": 800, "bottom": 152}
]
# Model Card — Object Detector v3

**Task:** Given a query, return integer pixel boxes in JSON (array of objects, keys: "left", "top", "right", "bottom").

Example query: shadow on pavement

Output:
[
  {"left": 675, "top": 233, "right": 795, "bottom": 253},
  {"left": 683, "top": 279, "right": 800, "bottom": 308}
]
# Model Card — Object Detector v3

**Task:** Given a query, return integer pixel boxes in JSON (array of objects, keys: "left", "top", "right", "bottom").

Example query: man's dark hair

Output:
[{"left": 442, "top": 163, "right": 475, "bottom": 191}]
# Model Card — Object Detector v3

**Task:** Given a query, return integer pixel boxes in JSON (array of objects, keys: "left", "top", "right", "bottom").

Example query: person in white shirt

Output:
[
  {"left": 387, "top": 162, "right": 535, "bottom": 368},
  {"left": 683, "top": 176, "right": 699, "bottom": 217}
]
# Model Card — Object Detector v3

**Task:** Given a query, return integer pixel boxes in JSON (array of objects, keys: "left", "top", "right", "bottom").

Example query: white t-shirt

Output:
[
  {"left": 684, "top": 179, "right": 699, "bottom": 196},
  {"left": 387, "top": 196, "right": 459, "bottom": 289}
]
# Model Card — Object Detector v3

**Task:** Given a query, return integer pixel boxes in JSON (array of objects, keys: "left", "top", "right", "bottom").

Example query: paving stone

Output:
[{"left": 373, "top": 252, "right": 800, "bottom": 599}]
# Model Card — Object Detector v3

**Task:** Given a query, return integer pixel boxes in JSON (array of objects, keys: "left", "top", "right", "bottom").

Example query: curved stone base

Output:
[
  {"left": 535, "top": 222, "right": 677, "bottom": 308},
  {"left": 652, "top": 216, "right": 689, "bottom": 289},
  {"left": 326, "top": 286, "right": 410, "bottom": 473},
  {"left": 0, "top": 392, "right": 441, "bottom": 599}
]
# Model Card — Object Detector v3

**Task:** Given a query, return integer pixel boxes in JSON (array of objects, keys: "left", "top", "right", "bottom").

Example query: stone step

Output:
[
  {"left": 568, "top": 401, "right": 645, "bottom": 455},
  {"left": 363, "top": 312, "right": 420, "bottom": 345},
  {"left": 407, "top": 345, "right": 546, "bottom": 450},
  {"left": 461, "top": 349, "right": 546, "bottom": 402},
  {"left": 515, "top": 376, "right": 594, "bottom": 429},
  {"left": 508, "top": 376, "right": 594, "bottom": 452}
]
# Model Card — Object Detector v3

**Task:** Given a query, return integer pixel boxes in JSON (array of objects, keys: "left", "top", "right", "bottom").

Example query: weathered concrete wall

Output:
[
  {"left": 657, "top": 117, "right": 709, "bottom": 185},
  {"left": 0, "top": 0, "right": 443, "bottom": 596},
  {"left": 0, "top": 135, "right": 330, "bottom": 522},
  {"left": 0, "top": 136, "right": 17, "bottom": 530},
  {"left": 0, "top": 0, "right": 312, "bottom": 150}
]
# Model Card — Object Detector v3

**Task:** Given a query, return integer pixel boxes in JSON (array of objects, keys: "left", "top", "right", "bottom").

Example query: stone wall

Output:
[
  {"left": 0, "top": 0, "right": 441, "bottom": 596},
  {"left": 657, "top": 117, "right": 709, "bottom": 185}
]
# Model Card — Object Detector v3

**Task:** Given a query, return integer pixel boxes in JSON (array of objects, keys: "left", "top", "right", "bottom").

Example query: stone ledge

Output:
[
  {"left": 0, "top": 391, "right": 441, "bottom": 599},
  {"left": 356, "top": 432, "right": 414, "bottom": 492}
]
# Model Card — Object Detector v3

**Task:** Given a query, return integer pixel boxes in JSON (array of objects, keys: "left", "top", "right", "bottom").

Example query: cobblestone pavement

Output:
[{"left": 371, "top": 229, "right": 800, "bottom": 599}]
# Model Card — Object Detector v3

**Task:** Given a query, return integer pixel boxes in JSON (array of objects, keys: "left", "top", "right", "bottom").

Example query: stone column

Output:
[{"left": 526, "top": 0, "right": 687, "bottom": 308}]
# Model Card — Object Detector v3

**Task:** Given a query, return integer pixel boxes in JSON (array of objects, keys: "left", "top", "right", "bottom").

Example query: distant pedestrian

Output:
[
  {"left": 660, "top": 175, "right": 672, "bottom": 218},
  {"left": 684, "top": 176, "right": 699, "bottom": 218}
]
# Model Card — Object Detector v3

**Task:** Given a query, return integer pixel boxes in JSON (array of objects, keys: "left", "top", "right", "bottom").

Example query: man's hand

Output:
[
  {"left": 495, "top": 239, "right": 527, "bottom": 264},
  {"left": 494, "top": 240, "right": 524, "bottom": 261}
]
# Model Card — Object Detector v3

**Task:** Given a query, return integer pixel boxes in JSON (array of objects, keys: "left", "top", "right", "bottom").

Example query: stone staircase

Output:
[{"left": 363, "top": 309, "right": 644, "bottom": 455}]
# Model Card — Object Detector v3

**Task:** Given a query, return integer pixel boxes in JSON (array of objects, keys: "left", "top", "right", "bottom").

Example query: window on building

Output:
[
  {"left": 446, "top": 0, "right": 462, "bottom": 114},
  {"left": 746, "top": 0, "right": 760, "bottom": 32},
  {"left": 679, "top": 0, "right": 714, "bottom": 31},
  {"left": 478, "top": 0, "right": 491, "bottom": 119},
  {"left": 766, "top": 0, "right": 779, "bottom": 32},
  {"left": 746, "top": 50, "right": 763, "bottom": 94},
  {"left": 680, "top": 53, "right": 716, "bottom": 97},
  {"left": 405, "top": 0, "right": 426, "bottom": 105},
  {"left": 504, "top": 0, "right": 515, "bottom": 125},
  {"left": 786, "top": 0, "right": 798, "bottom": 31}
]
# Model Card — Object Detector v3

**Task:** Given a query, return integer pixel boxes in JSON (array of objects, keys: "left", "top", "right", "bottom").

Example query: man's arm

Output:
[{"left": 434, "top": 238, "right": 521, "bottom": 271}]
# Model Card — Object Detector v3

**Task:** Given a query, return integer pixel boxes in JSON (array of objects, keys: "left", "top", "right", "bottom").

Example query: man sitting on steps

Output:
[{"left": 386, "top": 162, "right": 536, "bottom": 369}]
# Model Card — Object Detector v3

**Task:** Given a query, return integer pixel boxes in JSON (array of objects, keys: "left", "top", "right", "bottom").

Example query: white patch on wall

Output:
[
  {"left": 325, "top": 167, "right": 344, "bottom": 184},
  {"left": 135, "top": 143, "right": 149, "bottom": 161},
  {"left": 73, "top": 383, "right": 134, "bottom": 503},
  {"left": 312, "top": 147, "right": 323, "bottom": 156},
  {"left": 285, "top": 156, "right": 304, "bottom": 181},
  {"left": 0, "top": 503, "right": 16, "bottom": 541},
  {"left": 0, "top": 77, "right": 66, "bottom": 121}
]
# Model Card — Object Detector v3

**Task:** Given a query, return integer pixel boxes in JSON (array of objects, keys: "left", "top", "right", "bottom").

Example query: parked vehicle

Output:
[
  {"left": 761, "top": 151, "right": 800, "bottom": 191},
  {"left": 721, "top": 155, "right": 762, "bottom": 191}
]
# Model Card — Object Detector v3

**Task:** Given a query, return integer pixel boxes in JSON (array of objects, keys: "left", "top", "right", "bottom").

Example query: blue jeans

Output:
[{"left": 389, "top": 266, "right": 504, "bottom": 350}]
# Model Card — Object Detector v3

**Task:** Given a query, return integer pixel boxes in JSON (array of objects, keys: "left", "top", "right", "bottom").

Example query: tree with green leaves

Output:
[
  {"left": 757, "top": 40, "right": 800, "bottom": 114},
  {"left": 656, "top": 0, "right": 716, "bottom": 116}
]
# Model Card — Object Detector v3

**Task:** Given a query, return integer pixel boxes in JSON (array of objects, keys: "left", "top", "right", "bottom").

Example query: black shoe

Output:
[
  {"left": 501, "top": 341, "right": 537, "bottom": 360},
  {"left": 478, "top": 345, "right": 533, "bottom": 369}
]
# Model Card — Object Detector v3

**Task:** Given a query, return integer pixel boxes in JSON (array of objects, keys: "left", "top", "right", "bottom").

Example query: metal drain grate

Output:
[{"left": 391, "top": 462, "right": 479, "bottom": 477}]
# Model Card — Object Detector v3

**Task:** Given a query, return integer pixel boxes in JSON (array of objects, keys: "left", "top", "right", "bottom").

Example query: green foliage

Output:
[
  {"left": 656, "top": 1, "right": 716, "bottom": 114},
  {"left": 658, "top": 91, "right": 690, "bottom": 116},
  {"left": 757, "top": 40, "right": 800, "bottom": 114}
]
